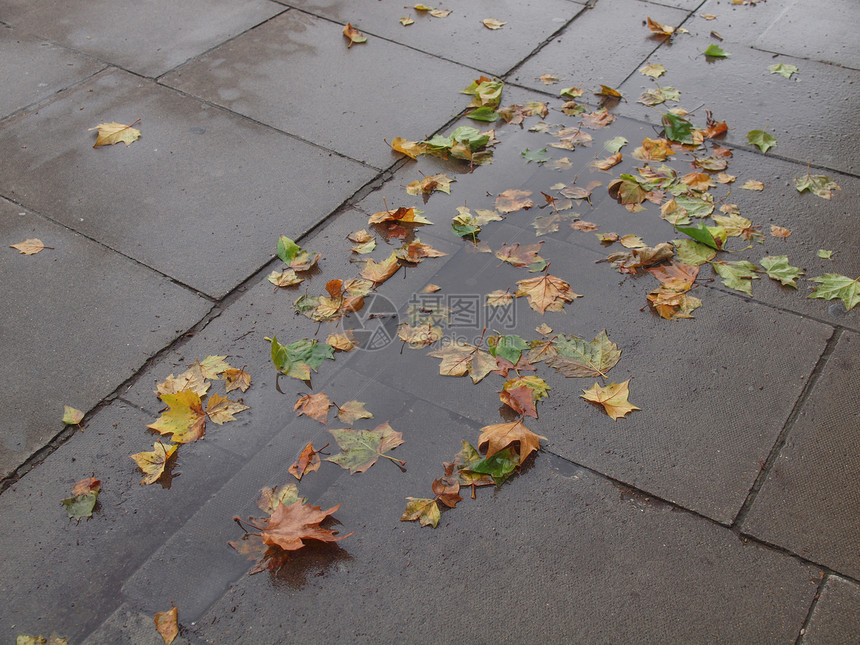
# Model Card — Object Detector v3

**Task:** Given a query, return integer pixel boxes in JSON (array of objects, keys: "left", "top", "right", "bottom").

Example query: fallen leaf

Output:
[
  {"left": 604, "top": 242, "right": 674, "bottom": 274},
  {"left": 62, "top": 405, "right": 84, "bottom": 425},
  {"left": 795, "top": 174, "right": 840, "bottom": 200},
  {"left": 647, "top": 286, "right": 702, "bottom": 320},
  {"left": 390, "top": 137, "right": 426, "bottom": 159},
  {"left": 747, "top": 130, "right": 776, "bottom": 153},
  {"left": 672, "top": 239, "right": 715, "bottom": 266},
  {"left": 398, "top": 321, "right": 443, "bottom": 348},
  {"left": 495, "top": 189, "right": 534, "bottom": 213},
  {"left": 400, "top": 16, "right": 414, "bottom": 25},
  {"left": 401, "top": 497, "right": 441, "bottom": 527},
  {"left": 499, "top": 386, "right": 538, "bottom": 418},
  {"left": 522, "top": 147, "right": 549, "bottom": 164},
  {"left": 406, "top": 173, "right": 454, "bottom": 196},
  {"left": 515, "top": 273, "right": 581, "bottom": 313},
  {"left": 582, "top": 108, "right": 616, "bottom": 129},
  {"left": 547, "top": 330, "right": 621, "bottom": 377},
  {"left": 769, "top": 63, "right": 798, "bottom": 79},
  {"left": 594, "top": 85, "right": 623, "bottom": 99},
  {"left": 741, "top": 180, "right": 764, "bottom": 191},
  {"left": 337, "top": 400, "right": 374, "bottom": 425},
  {"left": 631, "top": 138, "right": 675, "bottom": 162},
  {"left": 429, "top": 8, "right": 451, "bottom": 17},
  {"left": 808, "top": 274, "right": 859, "bottom": 311},
  {"left": 277, "top": 236, "right": 320, "bottom": 272},
  {"left": 716, "top": 172, "right": 736, "bottom": 184},
  {"left": 268, "top": 269, "right": 303, "bottom": 287},
  {"left": 581, "top": 380, "right": 640, "bottom": 420},
  {"left": 429, "top": 341, "right": 497, "bottom": 383},
  {"left": 646, "top": 16, "right": 675, "bottom": 36},
  {"left": 270, "top": 336, "right": 335, "bottom": 381},
  {"left": 486, "top": 290, "right": 513, "bottom": 307},
  {"left": 326, "top": 332, "right": 357, "bottom": 352},
  {"left": 539, "top": 74, "right": 560, "bottom": 85},
  {"left": 10, "top": 238, "right": 48, "bottom": 255},
  {"left": 261, "top": 500, "right": 352, "bottom": 551},
  {"left": 360, "top": 251, "right": 401, "bottom": 284},
  {"left": 760, "top": 255, "right": 803, "bottom": 288},
  {"left": 712, "top": 212, "right": 763, "bottom": 242},
  {"left": 682, "top": 172, "right": 714, "bottom": 191},
  {"left": 703, "top": 44, "right": 729, "bottom": 58},
  {"left": 572, "top": 220, "right": 598, "bottom": 232},
  {"left": 495, "top": 242, "right": 545, "bottom": 268},
  {"left": 289, "top": 442, "right": 325, "bottom": 480},
  {"left": 154, "top": 606, "right": 178, "bottom": 645},
  {"left": 478, "top": 418, "right": 546, "bottom": 463},
  {"left": 711, "top": 260, "right": 760, "bottom": 295},
  {"left": 482, "top": 18, "right": 505, "bottom": 29},
  {"left": 368, "top": 206, "right": 430, "bottom": 225},
  {"left": 205, "top": 393, "right": 249, "bottom": 425},
  {"left": 818, "top": 249, "right": 833, "bottom": 259},
  {"left": 639, "top": 63, "right": 666, "bottom": 78},
  {"left": 223, "top": 368, "right": 251, "bottom": 393},
  {"left": 16, "top": 635, "right": 68, "bottom": 645},
  {"left": 148, "top": 390, "right": 206, "bottom": 443},
  {"left": 156, "top": 369, "right": 210, "bottom": 397},
  {"left": 770, "top": 225, "right": 792, "bottom": 239},
  {"left": 89, "top": 121, "right": 141, "bottom": 147},
  {"left": 343, "top": 23, "right": 367, "bottom": 47},
  {"left": 257, "top": 483, "right": 301, "bottom": 515},
  {"left": 61, "top": 477, "right": 101, "bottom": 519},
  {"left": 294, "top": 392, "right": 332, "bottom": 424},
  {"left": 327, "top": 422, "right": 405, "bottom": 474},
  {"left": 130, "top": 441, "right": 178, "bottom": 485}
]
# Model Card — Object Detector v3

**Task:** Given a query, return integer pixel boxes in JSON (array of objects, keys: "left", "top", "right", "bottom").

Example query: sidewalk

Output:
[{"left": 1, "top": 0, "right": 858, "bottom": 642}]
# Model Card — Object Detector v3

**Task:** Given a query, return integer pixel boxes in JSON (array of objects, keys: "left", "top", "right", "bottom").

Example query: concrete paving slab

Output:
[
  {"left": 0, "top": 25, "right": 105, "bottom": 120},
  {"left": 676, "top": 0, "right": 797, "bottom": 46},
  {"left": 754, "top": 0, "right": 860, "bottom": 71},
  {"left": 800, "top": 575, "right": 860, "bottom": 645},
  {"left": 743, "top": 331, "right": 860, "bottom": 578},
  {"left": 0, "top": 199, "right": 210, "bottom": 479},
  {"left": 509, "top": 0, "right": 691, "bottom": 95},
  {"left": 120, "top": 370, "right": 469, "bottom": 620},
  {"left": 186, "top": 453, "right": 818, "bottom": 643},
  {"left": 615, "top": 33, "right": 860, "bottom": 175},
  {"left": 0, "top": 68, "right": 377, "bottom": 299},
  {"left": 0, "top": 401, "right": 244, "bottom": 643},
  {"left": 0, "top": 0, "right": 284, "bottom": 78},
  {"left": 281, "top": 0, "right": 586, "bottom": 77},
  {"left": 161, "top": 10, "right": 480, "bottom": 169}
]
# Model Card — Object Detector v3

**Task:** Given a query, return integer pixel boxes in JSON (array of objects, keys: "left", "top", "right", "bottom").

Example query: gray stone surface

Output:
[
  {"left": 615, "top": 33, "right": 860, "bottom": 175},
  {"left": 0, "top": 68, "right": 377, "bottom": 299},
  {"left": 801, "top": 576, "right": 860, "bottom": 645},
  {"left": 679, "top": 0, "right": 801, "bottom": 45},
  {"left": 0, "top": 0, "right": 284, "bottom": 78},
  {"left": 743, "top": 331, "right": 860, "bottom": 579},
  {"left": 509, "top": 0, "right": 691, "bottom": 94},
  {"left": 82, "top": 603, "right": 191, "bottom": 645},
  {"left": 284, "top": 0, "right": 586, "bottom": 76},
  {"left": 189, "top": 453, "right": 817, "bottom": 644},
  {"left": 161, "top": 10, "right": 481, "bottom": 169},
  {"left": 0, "top": 25, "right": 105, "bottom": 120},
  {"left": 0, "top": 401, "right": 243, "bottom": 643},
  {"left": 755, "top": 0, "right": 860, "bottom": 70},
  {"left": 0, "top": 199, "right": 210, "bottom": 479}
]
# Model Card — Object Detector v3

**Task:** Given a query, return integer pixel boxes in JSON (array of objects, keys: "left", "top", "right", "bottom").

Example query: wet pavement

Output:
[{"left": 1, "top": 0, "right": 859, "bottom": 642}]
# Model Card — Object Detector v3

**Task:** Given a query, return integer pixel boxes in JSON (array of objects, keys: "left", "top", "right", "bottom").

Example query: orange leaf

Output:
[
  {"left": 288, "top": 441, "right": 324, "bottom": 480},
  {"left": 360, "top": 251, "right": 401, "bottom": 284},
  {"left": 343, "top": 23, "right": 367, "bottom": 47},
  {"left": 581, "top": 380, "right": 641, "bottom": 420},
  {"left": 154, "top": 606, "right": 178, "bottom": 645},
  {"left": 478, "top": 419, "right": 546, "bottom": 463},
  {"left": 261, "top": 501, "right": 353, "bottom": 551},
  {"left": 294, "top": 392, "right": 332, "bottom": 424}
]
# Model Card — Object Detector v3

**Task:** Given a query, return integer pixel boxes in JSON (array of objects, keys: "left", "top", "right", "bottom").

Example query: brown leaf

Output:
[
  {"left": 646, "top": 16, "right": 675, "bottom": 36},
  {"left": 261, "top": 500, "right": 352, "bottom": 551},
  {"left": 515, "top": 273, "right": 581, "bottom": 313},
  {"left": 581, "top": 380, "right": 641, "bottom": 420},
  {"left": 581, "top": 108, "right": 616, "bottom": 129},
  {"left": 478, "top": 418, "right": 546, "bottom": 464},
  {"left": 154, "top": 606, "right": 178, "bottom": 645},
  {"left": 71, "top": 477, "right": 101, "bottom": 497},
  {"left": 591, "top": 153, "right": 622, "bottom": 171},
  {"left": 604, "top": 242, "right": 674, "bottom": 274},
  {"left": 495, "top": 189, "right": 534, "bottom": 213},
  {"left": 10, "top": 238, "right": 48, "bottom": 255},
  {"left": 288, "top": 441, "right": 324, "bottom": 480},
  {"left": 223, "top": 368, "right": 251, "bottom": 393},
  {"left": 368, "top": 206, "right": 430, "bottom": 225},
  {"left": 343, "top": 23, "right": 367, "bottom": 47},
  {"left": 770, "top": 225, "right": 792, "bottom": 239},
  {"left": 130, "top": 441, "right": 178, "bottom": 486},
  {"left": 646, "top": 260, "right": 699, "bottom": 291},
  {"left": 499, "top": 385, "right": 538, "bottom": 418},
  {"left": 205, "top": 393, "right": 249, "bottom": 425},
  {"left": 337, "top": 400, "right": 374, "bottom": 425},
  {"left": 294, "top": 392, "right": 332, "bottom": 424},
  {"left": 572, "top": 220, "right": 598, "bottom": 232},
  {"left": 431, "top": 477, "right": 462, "bottom": 508},
  {"left": 360, "top": 251, "right": 401, "bottom": 284},
  {"left": 495, "top": 242, "right": 544, "bottom": 268}
]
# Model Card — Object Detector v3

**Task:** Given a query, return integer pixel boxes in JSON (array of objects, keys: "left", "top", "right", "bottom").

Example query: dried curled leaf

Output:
[
  {"left": 154, "top": 606, "right": 178, "bottom": 645},
  {"left": 343, "top": 23, "right": 367, "bottom": 47},
  {"left": 288, "top": 442, "right": 325, "bottom": 480}
]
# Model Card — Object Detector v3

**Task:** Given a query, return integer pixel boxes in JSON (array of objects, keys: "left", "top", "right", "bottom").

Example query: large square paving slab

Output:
[
  {"left": 0, "top": 0, "right": 284, "bottom": 78},
  {"left": 161, "top": 10, "right": 487, "bottom": 169},
  {"left": 0, "top": 68, "right": 377, "bottom": 298},
  {"left": 0, "top": 25, "right": 105, "bottom": 120},
  {"left": 282, "top": 0, "right": 586, "bottom": 77},
  {"left": 742, "top": 331, "right": 860, "bottom": 579},
  {"left": 800, "top": 576, "right": 860, "bottom": 645},
  {"left": 0, "top": 199, "right": 210, "bottom": 479}
]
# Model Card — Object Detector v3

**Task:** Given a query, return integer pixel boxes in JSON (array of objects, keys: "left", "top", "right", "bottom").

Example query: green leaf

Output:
[
  {"left": 638, "top": 86, "right": 680, "bottom": 107},
  {"left": 760, "top": 255, "right": 803, "bottom": 288},
  {"left": 463, "top": 446, "right": 519, "bottom": 485},
  {"left": 795, "top": 174, "right": 841, "bottom": 200},
  {"left": 747, "top": 130, "right": 777, "bottom": 153},
  {"left": 662, "top": 112, "right": 693, "bottom": 143},
  {"left": 62, "top": 405, "right": 84, "bottom": 425},
  {"left": 452, "top": 212, "right": 481, "bottom": 239},
  {"left": 818, "top": 249, "right": 833, "bottom": 259},
  {"left": 522, "top": 148, "right": 549, "bottom": 164},
  {"left": 711, "top": 260, "right": 760, "bottom": 295},
  {"left": 768, "top": 63, "right": 798, "bottom": 79},
  {"left": 547, "top": 330, "right": 621, "bottom": 378},
  {"left": 559, "top": 86, "right": 583, "bottom": 98},
  {"left": 450, "top": 126, "right": 490, "bottom": 150},
  {"left": 467, "top": 106, "right": 500, "bottom": 122},
  {"left": 675, "top": 193, "right": 714, "bottom": 219},
  {"left": 808, "top": 274, "right": 860, "bottom": 311},
  {"left": 703, "top": 44, "right": 729, "bottom": 58},
  {"left": 604, "top": 136, "right": 628, "bottom": 153},
  {"left": 277, "top": 236, "right": 301, "bottom": 264},
  {"left": 326, "top": 422, "right": 404, "bottom": 474},
  {"left": 487, "top": 334, "right": 529, "bottom": 365},
  {"left": 672, "top": 239, "right": 716, "bottom": 265},
  {"left": 62, "top": 491, "right": 99, "bottom": 519},
  {"left": 270, "top": 336, "right": 334, "bottom": 380},
  {"left": 675, "top": 222, "right": 720, "bottom": 250},
  {"left": 461, "top": 79, "right": 503, "bottom": 108}
]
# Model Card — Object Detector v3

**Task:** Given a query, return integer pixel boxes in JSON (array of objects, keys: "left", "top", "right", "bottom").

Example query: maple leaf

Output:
[
  {"left": 547, "top": 331, "right": 621, "bottom": 378},
  {"left": 257, "top": 483, "right": 301, "bottom": 514},
  {"left": 499, "top": 385, "right": 538, "bottom": 418},
  {"left": 395, "top": 239, "right": 447, "bottom": 264},
  {"left": 582, "top": 108, "right": 616, "bottom": 129},
  {"left": 594, "top": 85, "right": 623, "bottom": 100},
  {"left": 522, "top": 148, "right": 549, "bottom": 164},
  {"left": 463, "top": 446, "right": 520, "bottom": 485},
  {"left": 327, "top": 422, "right": 405, "bottom": 474},
  {"left": 326, "top": 332, "right": 357, "bottom": 352},
  {"left": 770, "top": 225, "right": 792, "bottom": 239},
  {"left": 808, "top": 274, "right": 860, "bottom": 311},
  {"left": 608, "top": 174, "right": 648, "bottom": 204},
  {"left": 89, "top": 120, "right": 141, "bottom": 147},
  {"left": 681, "top": 172, "right": 714, "bottom": 191},
  {"left": 461, "top": 77, "right": 503, "bottom": 109},
  {"left": 640, "top": 63, "right": 666, "bottom": 78},
  {"left": 398, "top": 321, "right": 443, "bottom": 348},
  {"left": 495, "top": 242, "right": 545, "bottom": 269},
  {"left": 478, "top": 418, "right": 546, "bottom": 464},
  {"left": 148, "top": 390, "right": 206, "bottom": 443},
  {"left": 662, "top": 113, "right": 693, "bottom": 143},
  {"left": 62, "top": 405, "right": 84, "bottom": 425},
  {"left": 130, "top": 441, "right": 178, "bottom": 485},
  {"left": 268, "top": 269, "right": 303, "bottom": 287},
  {"left": 156, "top": 369, "right": 210, "bottom": 397},
  {"left": 223, "top": 368, "right": 251, "bottom": 393},
  {"left": 515, "top": 272, "right": 581, "bottom": 313},
  {"left": 401, "top": 497, "right": 442, "bottom": 528},
  {"left": 270, "top": 336, "right": 335, "bottom": 381},
  {"left": 289, "top": 441, "right": 325, "bottom": 480},
  {"left": 486, "top": 290, "right": 513, "bottom": 306},
  {"left": 760, "top": 255, "right": 803, "bottom": 288},
  {"left": 769, "top": 63, "right": 798, "bottom": 79},
  {"left": 154, "top": 606, "right": 178, "bottom": 645},
  {"left": 294, "top": 392, "right": 332, "bottom": 424},
  {"left": 747, "top": 130, "right": 776, "bottom": 153},
  {"left": 741, "top": 180, "right": 764, "bottom": 191},
  {"left": 277, "top": 236, "right": 320, "bottom": 272},
  {"left": 482, "top": 18, "right": 505, "bottom": 29},
  {"left": 10, "top": 238, "right": 49, "bottom": 255},
  {"left": 712, "top": 212, "right": 763, "bottom": 242},
  {"left": 495, "top": 189, "right": 533, "bottom": 213},
  {"left": 360, "top": 251, "right": 401, "bottom": 285},
  {"left": 61, "top": 477, "right": 101, "bottom": 519},
  {"left": 406, "top": 173, "right": 454, "bottom": 196},
  {"left": 604, "top": 242, "right": 674, "bottom": 274},
  {"left": 592, "top": 153, "right": 622, "bottom": 171},
  {"left": 646, "top": 16, "right": 675, "bottom": 36},
  {"left": 261, "top": 500, "right": 352, "bottom": 551},
  {"left": 631, "top": 138, "right": 675, "bottom": 162},
  {"left": 337, "top": 400, "right": 374, "bottom": 425},
  {"left": 343, "top": 23, "right": 367, "bottom": 47},
  {"left": 446, "top": 441, "right": 495, "bottom": 490},
  {"left": 191, "top": 355, "right": 231, "bottom": 380},
  {"left": 795, "top": 174, "right": 841, "bottom": 200},
  {"left": 487, "top": 334, "right": 530, "bottom": 365},
  {"left": 428, "top": 341, "right": 497, "bottom": 383},
  {"left": 647, "top": 260, "right": 699, "bottom": 291},
  {"left": 368, "top": 206, "right": 430, "bottom": 226},
  {"left": 572, "top": 221, "right": 598, "bottom": 231},
  {"left": 711, "top": 260, "right": 760, "bottom": 295},
  {"left": 581, "top": 380, "right": 640, "bottom": 420},
  {"left": 390, "top": 137, "right": 427, "bottom": 159},
  {"left": 206, "top": 393, "right": 249, "bottom": 425},
  {"left": 647, "top": 286, "right": 702, "bottom": 320}
]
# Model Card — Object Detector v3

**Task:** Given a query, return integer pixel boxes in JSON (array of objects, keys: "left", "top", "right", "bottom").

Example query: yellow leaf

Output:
[
  {"left": 223, "top": 368, "right": 251, "bottom": 393},
  {"left": 478, "top": 418, "right": 547, "bottom": 463},
  {"left": 62, "top": 405, "right": 84, "bottom": 425},
  {"left": 205, "top": 393, "right": 249, "bottom": 425},
  {"left": 581, "top": 380, "right": 640, "bottom": 420},
  {"left": 741, "top": 180, "right": 764, "bottom": 191},
  {"left": 10, "top": 238, "right": 48, "bottom": 254},
  {"left": 390, "top": 137, "right": 425, "bottom": 159},
  {"left": 147, "top": 390, "right": 206, "bottom": 443},
  {"left": 770, "top": 225, "right": 792, "bottom": 239},
  {"left": 343, "top": 23, "right": 367, "bottom": 47},
  {"left": 482, "top": 18, "right": 505, "bottom": 29},
  {"left": 267, "top": 269, "right": 303, "bottom": 287},
  {"left": 360, "top": 251, "right": 401, "bottom": 284},
  {"left": 89, "top": 121, "right": 141, "bottom": 147},
  {"left": 400, "top": 17, "right": 414, "bottom": 25},
  {"left": 154, "top": 606, "right": 178, "bottom": 645},
  {"left": 515, "top": 273, "right": 581, "bottom": 313},
  {"left": 326, "top": 331, "right": 357, "bottom": 351},
  {"left": 130, "top": 441, "right": 178, "bottom": 485}
]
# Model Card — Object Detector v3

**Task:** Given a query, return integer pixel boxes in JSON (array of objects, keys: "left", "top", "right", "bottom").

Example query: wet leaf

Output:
[
  {"left": 390, "top": 137, "right": 426, "bottom": 159},
  {"left": 769, "top": 63, "right": 798, "bottom": 79},
  {"left": 770, "top": 225, "right": 791, "bottom": 240},
  {"left": 223, "top": 368, "right": 251, "bottom": 393},
  {"left": 632, "top": 138, "right": 675, "bottom": 162},
  {"left": 487, "top": 334, "right": 530, "bottom": 366},
  {"left": 795, "top": 174, "right": 840, "bottom": 200},
  {"left": 10, "top": 238, "right": 47, "bottom": 255},
  {"left": 675, "top": 222, "right": 720, "bottom": 250},
  {"left": 818, "top": 249, "right": 833, "bottom": 259},
  {"left": 461, "top": 77, "right": 503, "bottom": 109},
  {"left": 741, "top": 180, "right": 764, "bottom": 191},
  {"left": 647, "top": 286, "right": 702, "bottom": 320},
  {"left": 294, "top": 392, "right": 332, "bottom": 424},
  {"left": 495, "top": 189, "right": 534, "bottom": 213},
  {"left": 400, "top": 16, "right": 414, "bottom": 25},
  {"left": 343, "top": 23, "right": 367, "bottom": 47},
  {"left": 495, "top": 242, "right": 545, "bottom": 269},
  {"left": 594, "top": 84, "right": 623, "bottom": 99},
  {"left": 522, "top": 147, "right": 549, "bottom": 164},
  {"left": 808, "top": 274, "right": 859, "bottom": 311},
  {"left": 268, "top": 269, "right": 303, "bottom": 287},
  {"left": 337, "top": 400, "right": 374, "bottom": 425},
  {"left": 712, "top": 212, "right": 763, "bottom": 242},
  {"left": 639, "top": 63, "right": 666, "bottom": 78},
  {"left": 89, "top": 121, "right": 140, "bottom": 147},
  {"left": 486, "top": 290, "right": 513, "bottom": 307},
  {"left": 539, "top": 74, "right": 560, "bottom": 85},
  {"left": 429, "top": 8, "right": 451, "bottom": 18},
  {"left": 61, "top": 477, "right": 101, "bottom": 519},
  {"left": 572, "top": 220, "right": 598, "bottom": 232},
  {"left": 681, "top": 172, "right": 714, "bottom": 191},
  {"left": 604, "top": 136, "right": 628, "bottom": 153},
  {"left": 277, "top": 236, "right": 320, "bottom": 272},
  {"left": 62, "top": 405, "right": 84, "bottom": 425},
  {"left": 547, "top": 330, "right": 621, "bottom": 378},
  {"left": 716, "top": 172, "right": 736, "bottom": 184},
  {"left": 270, "top": 336, "right": 335, "bottom": 381},
  {"left": 406, "top": 174, "right": 454, "bottom": 196},
  {"left": 504, "top": 375, "right": 550, "bottom": 400},
  {"left": 148, "top": 390, "right": 206, "bottom": 443},
  {"left": 760, "top": 255, "right": 802, "bottom": 288},
  {"left": 646, "top": 16, "right": 675, "bottom": 36},
  {"left": 261, "top": 500, "right": 352, "bottom": 551},
  {"left": 581, "top": 380, "right": 640, "bottom": 420},
  {"left": 257, "top": 483, "right": 301, "bottom": 514},
  {"left": 711, "top": 260, "right": 760, "bottom": 295},
  {"left": 590, "top": 153, "right": 622, "bottom": 172},
  {"left": 398, "top": 321, "right": 443, "bottom": 348},
  {"left": 154, "top": 606, "right": 178, "bottom": 645},
  {"left": 156, "top": 369, "right": 209, "bottom": 397},
  {"left": 582, "top": 108, "right": 615, "bottom": 129},
  {"left": 401, "top": 497, "right": 441, "bottom": 527},
  {"left": 205, "top": 393, "right": 249, "bottom": 425},
  {"left": 360, "top": 251, "right": 401, "bottom": 285},
  {"left": 608, "top": 174, "right": 648, "bottom": 204},
  {"left": 465, "top": 446, "right": 520, "bottom": 484},
  {"left": 289, "top": 442, "right": 324, "bottom": 480},
  {"left": 703, "top": 44, "right": 729, "bottom": 58},
  {"left": 747, "top": 130, "right": 776, "bottom": 153},
  {"left": 478, "top": 418, "right": 546, "bottom": 463},
  {"left": 638, "top": 86, "right": 680, "bottom": 107},
  {"left": 429, "top": 341, "right": 496, "bottom": 383},
  {"left": 327, "top": 422, "right": 405, "bottom": 474},
  {"left": 604, "top": 242, "right": 675, "bottom": 274},
  {"left": 368, "top": 206, "right": 430, "bottom": 225},
  {"left": 560, "top": 86, "right": 583, "bottom": 98},
  {"left": 672, "top": 239, "right": 715, "bottom": 265},
  {"left": 662, "top": 113, "right": 693, "bottom": 143},
  {"left": 130, "top": 441, "right": 178, "bottom": 485},
  {"left": 326, "top": 332, "right": 357, "bottom": 352},
  {"left": 395, "top": 239, "right": 447, "bottom": 264},
  {"left": 515, "top": 273, "right": 581, "bottom": 313},
  {"left": 482, "top": 18, "right": 505, "bottom": 29}
]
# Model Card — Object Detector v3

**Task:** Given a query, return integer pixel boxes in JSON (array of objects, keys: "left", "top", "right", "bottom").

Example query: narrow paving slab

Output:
[
  {"left": 800, "top": 575, "right": 860, "bottom": 645},
  {"left": 0, "top": 0, "right": 284, "bottom": 78},
  {"left": 743, "top": 331, "right": 860, "bottom": 578},
  {"left": 0, "top": 26, "right": 105, "bottom": 120},
  {"left": 0, "top": 68, "right": 377, "bottom": 298},
  {"left": 161, "top": 10, "right": 479, "bottom": 169},
  {"left": 284, "top": 0, "right": 586, "bottom": 77},
  {"left": 0, "top": 199, "right": 210, "bottom": 479}
]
